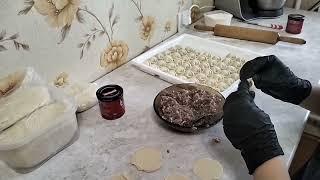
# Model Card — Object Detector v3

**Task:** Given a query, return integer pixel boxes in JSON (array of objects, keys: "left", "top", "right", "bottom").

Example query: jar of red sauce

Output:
[
  {"left": 286, "top": 14, "right": 305, "bottom": 34},
  {"left": 96, "top": 85, "right": 125, "bottom": 120}
]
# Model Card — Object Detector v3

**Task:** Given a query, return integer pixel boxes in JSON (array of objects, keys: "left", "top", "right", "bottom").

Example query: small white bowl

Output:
[{"left": 204, "top": 10, "right": 233, "bottom": 27}]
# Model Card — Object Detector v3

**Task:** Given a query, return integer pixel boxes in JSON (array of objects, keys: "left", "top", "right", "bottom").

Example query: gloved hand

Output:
[
  {"left": 223, "top": 81, "right": 284, "bottom": 174},
  {"left": 240, "top": 55, "right": 312, "bottom": 105}
]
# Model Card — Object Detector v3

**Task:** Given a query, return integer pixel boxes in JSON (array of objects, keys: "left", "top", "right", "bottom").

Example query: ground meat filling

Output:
[{"left": 158, "top": 87, "right": 223, "bottom": 127}]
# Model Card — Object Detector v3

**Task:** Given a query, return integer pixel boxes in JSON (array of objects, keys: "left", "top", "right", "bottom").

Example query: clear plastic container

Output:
[
  {"left": 204, "top": 10, "right": 233, "bottom": 27},
  {"left": 0, "top": 88, "right": 78, "bottom": 173}
]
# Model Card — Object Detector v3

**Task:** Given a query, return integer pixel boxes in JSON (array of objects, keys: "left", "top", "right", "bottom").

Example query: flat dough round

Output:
[
  {"left": 165, "top": 174, "right": 190, "bottom": 180},
  {"left": 131, "top": 147, "right": 162, "bottom": 172},
  {"left": 111, "top": 175, "right": 128, "bottom": 180},
  {"left": 193, "top": 158, "right": 223, "bottom": 180}
]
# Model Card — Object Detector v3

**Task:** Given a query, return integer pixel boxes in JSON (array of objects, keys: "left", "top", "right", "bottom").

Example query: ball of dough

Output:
[
  {"left": 165, "top": 174, "right": 190, "bottom": 180},
  {"left": 193, "top": 158, "right": 223, "bottom": 180},
  {"left": 131, "top": 147, "right": 162, "bottom": 172}
]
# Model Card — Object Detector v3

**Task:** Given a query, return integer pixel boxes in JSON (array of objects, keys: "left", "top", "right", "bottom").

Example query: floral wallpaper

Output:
[{"left": 0, "top": 0, "right": 192, "bottom": 84}]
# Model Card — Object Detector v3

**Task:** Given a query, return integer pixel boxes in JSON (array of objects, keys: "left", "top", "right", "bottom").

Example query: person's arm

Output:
[
  {"left": 301, "top": 86, "right": 320, "bottom": 115},
  {"left": 254, "top": 156, "right": 290, "bottom": 180},
  {"left": 223, "top": 81, "right": 287, "bottom": 177}
]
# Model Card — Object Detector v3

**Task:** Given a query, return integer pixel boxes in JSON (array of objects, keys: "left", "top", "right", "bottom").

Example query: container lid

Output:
[
  {"left": 288, "top": 14, "right": 305, "bottom": 21},
  {"left": 96, "top": 85, "right": 123, "bottom": 102}
]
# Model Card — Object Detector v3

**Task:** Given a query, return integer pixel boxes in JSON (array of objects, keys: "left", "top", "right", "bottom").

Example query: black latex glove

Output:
[
  {"left": 240, "top": 55, "right": 312, "bottom": 105},
  {"left": 223, "top": 81, "right": 284, "bottom": 174}
]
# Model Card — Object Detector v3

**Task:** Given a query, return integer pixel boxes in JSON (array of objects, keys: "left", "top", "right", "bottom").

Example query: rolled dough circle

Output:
[
  {"left": 165, "top": 174, "right": 190, "bottom": 180},
  {"left": 111, "top": 175, "right": 128, "bottom": 180},
  {"left": 193, "top": 158, "right": 223, "bottom": 180},
  {"left": 131, "top": 147, "right": 162, "bottom": 172}
]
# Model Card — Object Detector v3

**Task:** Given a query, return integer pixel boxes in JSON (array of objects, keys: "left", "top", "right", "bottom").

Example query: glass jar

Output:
[
  {"left": 96, "top": 85, "right": 125, "bottom": 120},
  {"left": 286, "top": 14, "right": 305, "bottom": 34}
]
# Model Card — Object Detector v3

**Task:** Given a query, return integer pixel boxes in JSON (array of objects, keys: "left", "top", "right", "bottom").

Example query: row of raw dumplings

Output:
[{"left": 144, "top": 46, "right": 247, "bottom": 92}]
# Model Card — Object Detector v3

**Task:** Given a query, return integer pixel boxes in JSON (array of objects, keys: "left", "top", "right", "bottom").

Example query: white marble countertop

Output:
[{"left": 1, "top": 8, "right": 320, "bottom": 180}]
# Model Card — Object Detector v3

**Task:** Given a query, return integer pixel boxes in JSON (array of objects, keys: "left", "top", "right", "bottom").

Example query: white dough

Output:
[
  {"left": 131, "top": 147, "right": 162, "bottom": 172},
  {"left": 193, "top": 158, "right": 223, "bottom": 180},
  {"left": 0, "top": 86, "right": 51, "bottom": 132},
  {"left": 165, "top": 174, "right": 190, "bottom": 180},
  {"left": 0, "top": 102, "right": 65, "bottom": 147}
]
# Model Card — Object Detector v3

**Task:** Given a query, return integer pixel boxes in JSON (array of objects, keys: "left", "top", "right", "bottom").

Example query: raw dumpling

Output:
[
  {"left": 165, "top": 56, "right": 174, "bottom": 63},
  {"left": 167, "top": 63, "right": 176, "bottom": 70},
  {"left": 196, "top": 73, "right": 207, "bottom": 83},
  {"left": 191, "top": 60, "right": 201, "bottom": 66},
  {"left": 212, "top": 66, "right": 221, "bottom": 74},
  {"left": 185, "top": 70, "right": 195, "bottom": 78},
  {"left": 192, "top": 66, "right": 202, "bottom": 74},
  {"left": 160, "top": 66, "right": 170, "bottom": 73},
  {"left": 175, "top": 66, "right": 185, "bottom": 75},
  {"left": 183, "top": 62, "right": 192, "bottom": 69},
  {"left": 157, "top": 60, "right": 166, "bottom": 67}
]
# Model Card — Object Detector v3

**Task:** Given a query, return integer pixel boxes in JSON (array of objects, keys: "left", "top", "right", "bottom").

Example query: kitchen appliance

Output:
[
  {"left": 194, "top": 24, "right": 306, "bottom": 45},
  {"left": 215, "top": 0, "right": 286, "bottom": 20}
]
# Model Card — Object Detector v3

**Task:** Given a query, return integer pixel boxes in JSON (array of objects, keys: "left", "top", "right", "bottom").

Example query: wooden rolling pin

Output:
[{"left": 194, "top": 24, "right": 306, "bottom": 45}]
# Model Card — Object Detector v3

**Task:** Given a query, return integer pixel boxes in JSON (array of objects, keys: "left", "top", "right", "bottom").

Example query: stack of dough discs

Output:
[
  {"left": 193, "top": 158, "right": 223, "bottom": 180},
  {"left": 131, "top": 147, "right": 162, "bottom": 172},
  {"left": 165, "top": 174, "right": 190, "bottom": 180}
]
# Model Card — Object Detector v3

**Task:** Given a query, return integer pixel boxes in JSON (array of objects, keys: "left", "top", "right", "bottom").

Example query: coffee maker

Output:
[{"left": 215, "top": 0, "right": 286, "bottom": 20}]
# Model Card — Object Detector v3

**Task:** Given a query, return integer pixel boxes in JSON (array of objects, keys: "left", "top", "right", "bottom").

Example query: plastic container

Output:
[
  {"left": 204, "top": 10, "right": 233, "bottom": 27},
  {"left": 96, "top": 85, "right": 125, "bottom": 120},
  {"left": 0, "top": 87, "right": 78, "bottom": 173},
  {"left": 286, "top": 14, "right": 305, "bottom": 34}
]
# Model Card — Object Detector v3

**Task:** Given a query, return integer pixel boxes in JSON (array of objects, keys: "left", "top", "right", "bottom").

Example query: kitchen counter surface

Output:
[{"left": 1, "top": 8, "right": 320, "bottom": 180}]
